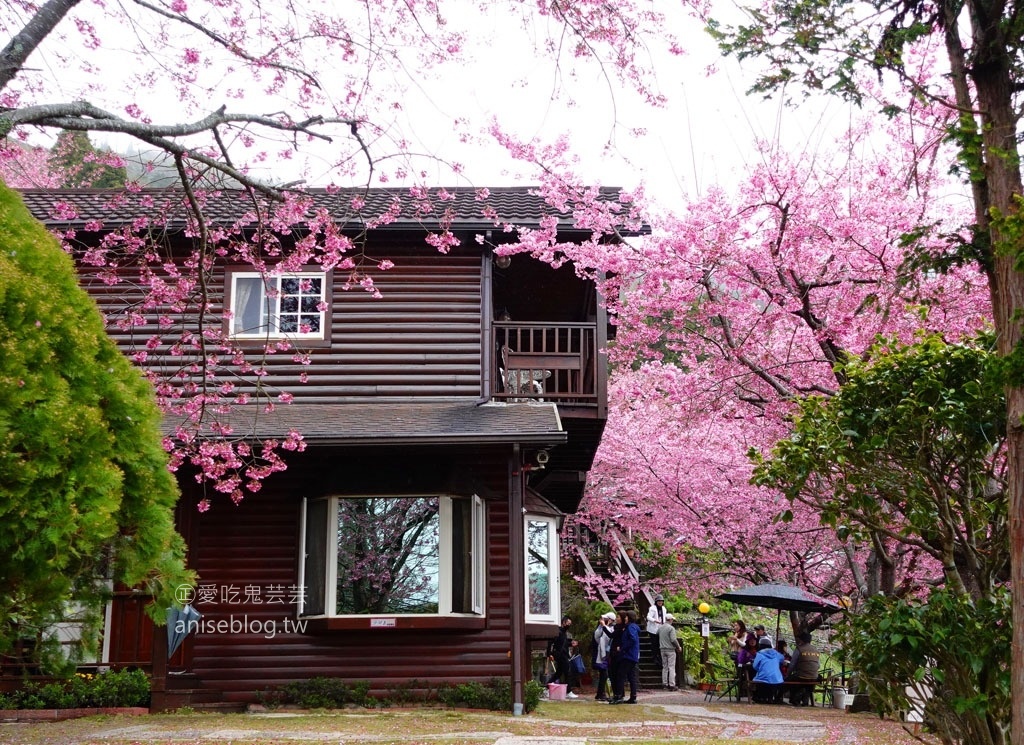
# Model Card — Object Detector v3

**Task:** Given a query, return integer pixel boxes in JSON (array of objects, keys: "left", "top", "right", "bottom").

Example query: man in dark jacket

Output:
[
  {"left": 611, "top": 610, "right": 641, "bottom": 704},
  {"left": 546, "top": 615, "right": 579, "bottom": 698},
  {"left": 786, "top": 631, "right": 821, "bottom": 706}
]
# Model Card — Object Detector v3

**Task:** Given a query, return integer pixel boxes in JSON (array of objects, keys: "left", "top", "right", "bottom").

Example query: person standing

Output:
[
  {"left": 728, "top": 619, "right": 751, "bottom": 659},
  {"left": 657, "top": 613, "right": 682, "bottom": 690},
  {"left": 645, "top": 594, "right": 667, "bottom": 668},
  {"left": 607, "top": 610, "right": 627, "bottom": 703},
  {"left": 612, "top": 610, "right": 641, "bottom": 704},
  {"left": 546, "top": 615, "right": 580, "bottom": 698},
  {"left": 592, "top": 611, "right": 615, "bottom": 700}
]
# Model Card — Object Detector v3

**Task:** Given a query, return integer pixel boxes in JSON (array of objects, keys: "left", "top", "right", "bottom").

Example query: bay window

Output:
[{"left": 300, "top": 495, "right": 485, "bottom": 617}]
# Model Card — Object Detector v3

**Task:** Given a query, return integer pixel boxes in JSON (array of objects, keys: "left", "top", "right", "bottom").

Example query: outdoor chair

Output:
[{"left": 702, "top": 662, "right": 741, "bottom": 703}]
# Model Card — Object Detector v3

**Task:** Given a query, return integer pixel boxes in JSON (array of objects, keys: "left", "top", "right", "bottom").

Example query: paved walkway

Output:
[{"left": 0, "top": 688, "right": 873, "bottom": 744}]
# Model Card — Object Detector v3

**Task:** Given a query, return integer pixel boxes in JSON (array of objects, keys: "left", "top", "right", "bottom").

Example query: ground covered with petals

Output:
[{"left": 0, "top": 692, "right": 936, "bottom": 745}]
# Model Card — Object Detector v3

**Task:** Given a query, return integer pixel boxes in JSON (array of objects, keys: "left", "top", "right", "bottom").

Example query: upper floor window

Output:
[
  {"left": 299, "top": 494, "right": 485, "bottom": 618},
  {"left": 229, "top": 272, "right": 327, "bottom": 339}
]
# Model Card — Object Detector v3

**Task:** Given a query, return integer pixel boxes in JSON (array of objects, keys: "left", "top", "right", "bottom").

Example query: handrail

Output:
[
  {"left": 574, "top": 547, "right": 613, "bottom": 607},
  {"left": 609, "top": 531, "right": 658, "bottom": 615}
]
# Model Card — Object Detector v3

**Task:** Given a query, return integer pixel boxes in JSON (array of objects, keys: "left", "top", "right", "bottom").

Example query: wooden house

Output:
[{"left": 18, "top": 186, "right": 640, "bottom": 712}]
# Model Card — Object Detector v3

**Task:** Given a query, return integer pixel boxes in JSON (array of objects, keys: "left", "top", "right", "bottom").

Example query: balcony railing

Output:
[{"left": 492, "top": 322, "right": 599, "bottom": 407}]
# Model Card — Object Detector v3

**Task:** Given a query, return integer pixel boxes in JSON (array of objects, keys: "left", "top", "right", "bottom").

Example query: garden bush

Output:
[
  {"left": 275, "top": 677, "right": 372, "bottom": 709},
  {"left": 0, "top": 668, "right": 150, "bottom": 709},
  {"left": 437, "top": 678, "right": 543, "bottom": 713}
]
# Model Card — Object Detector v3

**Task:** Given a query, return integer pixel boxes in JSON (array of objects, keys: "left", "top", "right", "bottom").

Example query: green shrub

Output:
[
  {"left": 436, "top": 677, "right": 542, "bottom": 713},
  {"left": 0, "top": 669, "right": 150, "bottom": 709},
  {"left": 385, "top": 679, "right": 430, "bottom": 706},
  {"left": 275, "top": 677, "right": 373, "bottom": 709},
  {"left": 522, "top": 679, "right": 543, "bottom": 712},
  {"left": 261, "top": 676, "right": 539, "bottom": 713}
]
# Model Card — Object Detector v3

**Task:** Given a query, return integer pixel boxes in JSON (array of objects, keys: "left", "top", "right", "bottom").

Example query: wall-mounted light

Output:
[{"left": 493, "top": 253, "right": 511, "bottom": 269}]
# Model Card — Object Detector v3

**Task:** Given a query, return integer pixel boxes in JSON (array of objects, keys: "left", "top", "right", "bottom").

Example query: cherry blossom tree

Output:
[{"left": 524, "top": 98, "right": 992, "bottom": 605}]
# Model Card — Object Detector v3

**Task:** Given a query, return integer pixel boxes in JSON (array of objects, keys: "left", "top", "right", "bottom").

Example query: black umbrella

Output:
[{"left": 715, "top": 582, "right": 842, "bottom": 642}]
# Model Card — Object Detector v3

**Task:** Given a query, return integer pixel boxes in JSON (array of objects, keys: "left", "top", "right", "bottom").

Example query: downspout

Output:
[
  {"left": 480, "top": 233, "right": 494, "bottom": 404},
  {"left": 509, "top": 443, "right": 526, "bottom": 714},
  {"left": 595, "top": 272, "right": 609, "bottom": 419}
]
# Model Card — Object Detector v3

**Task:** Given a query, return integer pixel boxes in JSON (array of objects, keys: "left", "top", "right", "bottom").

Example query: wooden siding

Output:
[
  {"left": 173, "top": 448, "right": 518, "bottom": 702},
  {"left": 78, "top": 253, "right": 483, "bottom": 402}
]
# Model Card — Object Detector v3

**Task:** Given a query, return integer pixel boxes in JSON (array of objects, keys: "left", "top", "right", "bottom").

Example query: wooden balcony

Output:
[{"left": 492, "top": 322, "right": 603, "bottom": 415}]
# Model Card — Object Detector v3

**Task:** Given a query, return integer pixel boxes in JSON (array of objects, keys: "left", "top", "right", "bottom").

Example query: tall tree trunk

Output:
[{"left": 971, "top": 43, "right": 1024, "bottom": 745}]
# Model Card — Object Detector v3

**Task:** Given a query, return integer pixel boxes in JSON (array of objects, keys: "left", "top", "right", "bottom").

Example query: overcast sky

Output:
[{"left": 31, "top": 1, "right": 857, "bottom": 210}]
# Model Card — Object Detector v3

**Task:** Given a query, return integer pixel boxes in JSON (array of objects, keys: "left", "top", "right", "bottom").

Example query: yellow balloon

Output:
[{"left": 698, "top": 602, "right": 711, "bottom": 615}]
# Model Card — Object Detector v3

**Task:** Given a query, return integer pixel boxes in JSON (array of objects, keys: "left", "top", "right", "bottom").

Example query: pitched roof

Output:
[
  {"left": 17, "top": 185, "right": 645, "bottom": 234},
  {"left": 165, "top": 401, "right": 566, "bottom": 446}
]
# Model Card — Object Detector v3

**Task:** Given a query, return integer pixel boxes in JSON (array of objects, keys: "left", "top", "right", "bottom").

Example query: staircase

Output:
[{"left": 572, "top": 526, "right": 670, "bottom": 691}]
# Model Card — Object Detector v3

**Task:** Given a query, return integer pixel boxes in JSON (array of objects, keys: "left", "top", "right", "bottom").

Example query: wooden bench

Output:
[{"left": 746, "top": 673, "right": 829, "bottom": 706}]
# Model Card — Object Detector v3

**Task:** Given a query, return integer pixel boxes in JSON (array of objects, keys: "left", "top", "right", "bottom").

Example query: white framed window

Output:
[
  {"left": 299, "top": 495, "right": 485, "bottom": 617},
  {"left": 525, "top": 515, "right": 561, "bottom": 624},
  {"left": 229, "top": 271, "right": 326, "bottom": 339}
]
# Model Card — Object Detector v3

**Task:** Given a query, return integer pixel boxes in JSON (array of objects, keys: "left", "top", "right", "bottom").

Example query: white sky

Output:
[{"left": 21, "top": 0, "right": 861, "bottom": 212}]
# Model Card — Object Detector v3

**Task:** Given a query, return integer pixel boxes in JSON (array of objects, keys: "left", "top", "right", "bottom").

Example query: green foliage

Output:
[
  {"left": 259, "top": 677, "right": 540, "bottom": 713},
  {"left": 559, "top": 578, "right": 615, "bottom": 669},
  {"left": 266, "top": 675, "right": 374, "bottom": 708},
  {"left": 755, "top": 334, "right": 1009, "bottom": 743},
  {"left": 752, "top": 334, "right": 1007, "bottom": 599},
  {"left": 437, "top": 678, "right": 543, "bottom": 713},
  {"left": 630, "top": 538, "right": 678, "bottom": 582},
  {"left": 47, "top": 131, "right": 127, "bottom": 189},
  {"left": 844, "top": 590, "right": 1010, "bottom": 745},
  {"left": 0, "top": 668, "right": 150, "bottom": 709},
  {"left": 0, "top": 183, "right": 192, "bottom": 664},
  {"left": 675, "top": 627, "right": 730, "bottom": 683},
  {"left": 274, "top": 677, "right": 373, "bottom": 709}
]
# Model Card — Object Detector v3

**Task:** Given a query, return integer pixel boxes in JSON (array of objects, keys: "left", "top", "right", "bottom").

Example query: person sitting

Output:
[
  {"left": 751, "top": 636, "right": 785, "bottom": 704},
  {"left": 787, "top": 631, "right": 821, "bottom": 706},
  {"left": 776, "top": 639, "right": 792, "bottom": 678},
  {"left": 736, "top": 634, "right": 759, "bottom": 698},
  {"left": 753, "top": 623, "right": 774, "bottom": 646}
]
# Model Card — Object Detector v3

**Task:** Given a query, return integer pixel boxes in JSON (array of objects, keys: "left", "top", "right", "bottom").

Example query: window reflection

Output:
[
  {"left": 527, "top": 519, "right": 552, "bottom": 615},
  {"left": 336, "top": 497, "right": 440, "bottom": 614}
]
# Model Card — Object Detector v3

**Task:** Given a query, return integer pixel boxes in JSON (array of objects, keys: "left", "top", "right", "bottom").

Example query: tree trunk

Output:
[{"left": 970, "top": 43, "right": 1024, "bottom": 745}]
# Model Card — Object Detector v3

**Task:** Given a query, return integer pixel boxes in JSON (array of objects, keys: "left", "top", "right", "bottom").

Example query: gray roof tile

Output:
[
  {"left": 163, "top": 401, "right": 566, "bottom": 445},
  {"left": 17, "top": 186, "right": 643, "bottom": 234}
]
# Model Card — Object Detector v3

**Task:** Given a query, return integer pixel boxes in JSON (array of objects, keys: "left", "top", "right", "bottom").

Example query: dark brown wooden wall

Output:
[
  {"left": 174, "top": 447, "right": 515, "bottom": 703},
  {"left": 79, "top": 252, "right": 483, "bottom": 402}
]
